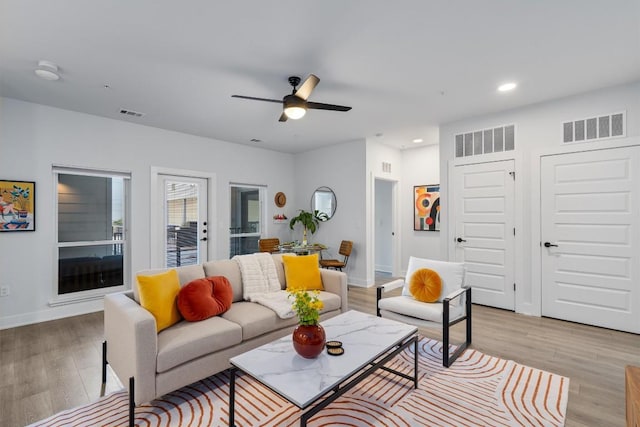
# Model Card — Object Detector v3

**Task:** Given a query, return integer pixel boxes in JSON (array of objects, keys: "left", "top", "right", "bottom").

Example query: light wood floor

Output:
[{"left": 1, "top": 285, "right": 638, "bottom": 426}]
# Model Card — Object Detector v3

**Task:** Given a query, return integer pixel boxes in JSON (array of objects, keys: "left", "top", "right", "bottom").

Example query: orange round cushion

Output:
[
  {"left": 409, "top": 268, "right": 442, "bottom": 303},
  {"left": 177, "top": 276, "right": 233, "bottom": 321}
]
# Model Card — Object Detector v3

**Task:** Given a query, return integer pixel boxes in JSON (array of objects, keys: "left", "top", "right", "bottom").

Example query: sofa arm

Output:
[
  {"left": 104, "top": 291, "right": 158, "bottom": 405},
  {"left": 320, "top": 269, "right": 348, "bottom": 312}
]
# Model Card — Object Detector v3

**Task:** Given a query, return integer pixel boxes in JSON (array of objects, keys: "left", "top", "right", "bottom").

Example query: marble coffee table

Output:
[{"left": 228, "top": 310, "right": 418, "bottom": 426}]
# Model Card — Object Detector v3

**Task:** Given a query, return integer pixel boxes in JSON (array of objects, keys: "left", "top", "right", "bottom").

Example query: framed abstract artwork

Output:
[
  {"left": 414, "top": 184, "right": 440, "bottom": 231},
  {"left": 0, "top": 180, "right": 35, "bottom": 231}
]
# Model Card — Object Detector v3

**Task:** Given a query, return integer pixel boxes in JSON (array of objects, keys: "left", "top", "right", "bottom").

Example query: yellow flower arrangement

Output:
[{"left": 289, "top": 288, "right": 324, "bottom": 326}]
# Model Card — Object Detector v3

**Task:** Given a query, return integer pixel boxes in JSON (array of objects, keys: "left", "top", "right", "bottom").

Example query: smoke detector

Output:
[{"left": 35, "top": 60, "right": 60, "bottom": 81}]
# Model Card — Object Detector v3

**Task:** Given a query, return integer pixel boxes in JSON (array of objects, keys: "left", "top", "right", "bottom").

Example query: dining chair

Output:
[
  {"left": 258, "top": 238, "right": 280, "bottom": 253},
  {"left": 319, "top": 240, "right": 353, "bottom": 271}
]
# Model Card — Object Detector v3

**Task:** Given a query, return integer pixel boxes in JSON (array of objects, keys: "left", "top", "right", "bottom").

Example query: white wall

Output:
[
  {"left": 292, "top": 140, "right": 367, "bottom": 285},
  {"left": 400, "top": 144, "right": 441, "bottom": 270},
  {"left": 439, "top": 81, "right": 640, "bottom": 315},
  {"left": 0, "top": 98, "right": 295, "bottom": 328}
]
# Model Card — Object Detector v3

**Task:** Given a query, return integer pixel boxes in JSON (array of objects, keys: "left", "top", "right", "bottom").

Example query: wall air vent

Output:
[
  {"left": 455, "top": 124, "right": 515, "bottom": 158},
  {"left": 119, "top": 108, "right": 145, "bottom": 118},
  {"left": 562, "top": 111, "right": 625, "bottom": 143},
  {"left": 382, "top": 162, "right": 392, "bottom": 173}
]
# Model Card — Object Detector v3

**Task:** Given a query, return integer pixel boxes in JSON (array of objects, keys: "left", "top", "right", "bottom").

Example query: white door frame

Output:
[
  {"left": 447, "top": 151, "right": 525, "bottom": 312},
  {"left": 369, "top": 174, "right": 401, "bottom": 284},
  {"left": 150, "top": 166, "right": 217, "bottom": 268},
  {"left": 373, "top": 177, "right": 399, "bottom": 276},
  {"left": 531, "top": 136, "right": 640, "bottom": 318}
]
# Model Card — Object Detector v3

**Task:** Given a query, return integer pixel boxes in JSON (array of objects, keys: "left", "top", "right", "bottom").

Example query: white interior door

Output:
[
  {"left": 159, "top": 175, "right": 208, "bottom": 267},
  {"left": 454, "top": 160, "right": 515, "bottom": 310},
  {"left": 541, "top": 147, "right": 640, "bottom": 333}
]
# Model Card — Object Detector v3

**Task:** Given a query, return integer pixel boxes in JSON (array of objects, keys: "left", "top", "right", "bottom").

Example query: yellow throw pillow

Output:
[
  {"left": 283, "top": 253, "right": 324, "bottom": 291},
  {"left": 137, "top": 269, "right": 182, "bottom": 332},
  {"left": 409, "top": 268, "right": 442, "bottom": 303}
]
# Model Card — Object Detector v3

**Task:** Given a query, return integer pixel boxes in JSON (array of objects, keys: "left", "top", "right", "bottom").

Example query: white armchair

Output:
[{"left": 376, "top": 257, "right": 471, "bottom": 367}]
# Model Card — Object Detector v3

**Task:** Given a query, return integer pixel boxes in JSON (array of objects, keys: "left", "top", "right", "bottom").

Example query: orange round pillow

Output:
[
  {"left": 409, "top": 268, "right": 442, "bottom": 303},
  {"left": 177, "top": 276, "right": 233, "bottom": 321}
]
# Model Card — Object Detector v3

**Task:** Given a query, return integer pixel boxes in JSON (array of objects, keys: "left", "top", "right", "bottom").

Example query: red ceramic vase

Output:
[{"left": 292, "top": 324, "right": 326, "bottom": 359}]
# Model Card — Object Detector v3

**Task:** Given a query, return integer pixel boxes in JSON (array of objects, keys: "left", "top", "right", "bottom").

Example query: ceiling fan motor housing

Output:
[
  {"left": 288, "top": 76, "right": 301, "bottom": 89},
  {"left": 283, "top": 94, "right": 305, "bottom": 109}
]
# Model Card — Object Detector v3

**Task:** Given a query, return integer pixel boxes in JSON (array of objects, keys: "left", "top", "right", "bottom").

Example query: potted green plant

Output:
[{"left": 289, "top": 209, "right": 328, "bottom": 245}]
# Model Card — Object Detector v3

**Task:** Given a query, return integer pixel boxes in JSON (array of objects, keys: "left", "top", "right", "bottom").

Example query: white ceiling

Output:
[{"left": 1, "top": 1, "right": 639, "bottom": 153}]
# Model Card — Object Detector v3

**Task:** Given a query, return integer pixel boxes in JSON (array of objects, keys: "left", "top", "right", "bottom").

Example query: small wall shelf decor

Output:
[
  {"left": 0, "top": 180, "right": 36, "bottom": 231},
  {"left": 414, "top": 184, "right": 439, "bottom": 231},
  {"left": 273, "top": 213, "right": 288, "bottom": 224}
]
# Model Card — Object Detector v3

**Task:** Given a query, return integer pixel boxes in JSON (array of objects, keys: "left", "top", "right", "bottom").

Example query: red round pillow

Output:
[{"left": 177, "top": 276, "right": 233, "bottom": 321}]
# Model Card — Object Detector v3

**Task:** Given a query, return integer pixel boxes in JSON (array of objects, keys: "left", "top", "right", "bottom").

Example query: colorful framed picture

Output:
[
  {"left": 414, "top": 184, "right": 440, "bottom": 231},
  {"left": 0, "top": 180, "right": 35, "bottom": 231}
]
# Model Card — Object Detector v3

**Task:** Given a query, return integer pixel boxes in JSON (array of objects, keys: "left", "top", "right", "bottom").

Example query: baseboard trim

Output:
[
  {"left": 375, "top": 264, "right": 392, "bottom": 273},
  {"left": 0, "top": 299, "right": 104, "bottom": 330}
]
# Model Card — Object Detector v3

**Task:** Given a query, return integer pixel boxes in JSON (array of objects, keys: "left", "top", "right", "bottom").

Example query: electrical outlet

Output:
[{"left": 0, "top": 286, "right": 9, "bottom": 297}]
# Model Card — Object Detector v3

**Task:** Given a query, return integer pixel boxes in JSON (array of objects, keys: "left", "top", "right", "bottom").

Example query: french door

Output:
[{"left": 158, "top": 174, "right": 208, "bottom": 267}]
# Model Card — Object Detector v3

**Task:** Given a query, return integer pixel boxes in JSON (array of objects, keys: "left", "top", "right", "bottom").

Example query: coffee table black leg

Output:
[
  {"left": 229, "top": 367, "right": 237, "bottom": 427},
  {"left": 414, "top": 338, "right": 418, "bottom": 389}
]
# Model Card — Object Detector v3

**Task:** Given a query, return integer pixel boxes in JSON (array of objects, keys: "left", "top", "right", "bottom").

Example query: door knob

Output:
[
  {"left": 456, "top": 237, "right": 467, "bottom": 243},
  {"left": 544, "top": 242, "right": 558, "bottom": 247},
  {"left": 200, "top": 237, "right": 207, "bottom": 241}
]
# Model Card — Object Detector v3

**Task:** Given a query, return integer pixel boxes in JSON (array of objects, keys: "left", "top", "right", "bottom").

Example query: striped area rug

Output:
[{"left": 31, "top": 337, "right": 569, "bottom": 427}]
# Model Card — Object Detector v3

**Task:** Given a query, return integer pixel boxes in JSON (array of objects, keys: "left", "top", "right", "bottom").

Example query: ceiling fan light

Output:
[{"left": 284, "top": 106, "right": 306, "bottom": 119}]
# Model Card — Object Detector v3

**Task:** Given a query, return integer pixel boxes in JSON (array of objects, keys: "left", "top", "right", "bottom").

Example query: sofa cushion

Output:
[
  {"left": 316, "top": 291, "right": 342, "bottom": 313},
  {"left": 177, "top": 276, "right": 233, "bottom": 321},
  {"left": 221, "top": 302, "right": 298, "bottom": 340},
  {"left": 221, "top": 292, "right": 341, "bottom": 341},
  {"left": 137, "top": 269, "right": 182, "bottom": 332},
  {"left": 378, "top": 295, "right": 465, "bottom": 323},
  {"left": 270, "top": 253, "right": 287, "bottom": 289},
  {"left": 175, "top": 264, "right": 207, "bottom": 285},
  {"left": 282, "top": 254, "right": 323, "bottom": 291},
  {"left": 157, "top": 316, "right": 242, "bottom": 373},
  {"left": 134, "top": 264, "right": 205, "bottom": 303},
  {"left": 203, "top": 259, "right": 243, "bottom": 302}
]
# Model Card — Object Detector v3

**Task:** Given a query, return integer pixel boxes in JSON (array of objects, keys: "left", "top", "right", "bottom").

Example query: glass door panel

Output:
[{"left": 162, "top": 176, "right": 208, "bottom": 267}]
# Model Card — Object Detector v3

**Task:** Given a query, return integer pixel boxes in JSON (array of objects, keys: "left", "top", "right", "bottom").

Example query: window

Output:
[
  {"left": 229, "top": 184, "right": 264, "bottom": 257},
  {"left": 55, "top": 167, "right": 130, "bottom": 299}
]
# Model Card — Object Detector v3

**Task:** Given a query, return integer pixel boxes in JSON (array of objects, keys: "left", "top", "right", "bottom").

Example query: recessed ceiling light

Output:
[
  {"left": 34, "top": 60, "right": 60, "bottom": 81},
  {"left": 412, "top": 138, "right": 423, "bottom": 143},
  {"left": 498, "top": 82, "right": 517, "bottom": 92}
]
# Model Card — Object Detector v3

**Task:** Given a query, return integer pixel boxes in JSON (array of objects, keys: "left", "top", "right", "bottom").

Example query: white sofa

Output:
[{"left": 102, "top": 253, "right": 348, "bottom": 424}]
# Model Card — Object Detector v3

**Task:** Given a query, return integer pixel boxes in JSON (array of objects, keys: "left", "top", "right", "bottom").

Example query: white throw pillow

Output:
[{"left": 402, "top": 257, "right": 465, "bottom": 304}]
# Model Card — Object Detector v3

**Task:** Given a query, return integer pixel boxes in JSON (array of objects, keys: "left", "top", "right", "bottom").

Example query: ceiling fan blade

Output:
[
  {"left": 294, "top": 74, "right": 320, "bottom": 100},
  {"left": 278, "top": 112, "right": 288, "bottom": 122},
  {"left": 306, "top": 101, "right": 352, "bottom": 112},
  {"left": 231, "top": 95, "right": 282, "bottom": 104}
]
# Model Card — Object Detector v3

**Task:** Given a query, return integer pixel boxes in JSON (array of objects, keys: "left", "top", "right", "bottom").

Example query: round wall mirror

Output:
[{"left": 311, "top": 186, "right": 337, "bottom": 220}]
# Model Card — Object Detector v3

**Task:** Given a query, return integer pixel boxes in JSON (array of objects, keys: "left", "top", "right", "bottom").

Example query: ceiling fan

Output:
[{"left": 232, "top": 74, "right": 352, "bottom": 122}]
